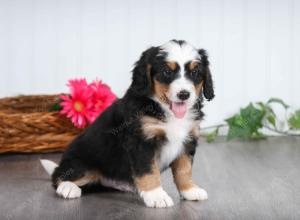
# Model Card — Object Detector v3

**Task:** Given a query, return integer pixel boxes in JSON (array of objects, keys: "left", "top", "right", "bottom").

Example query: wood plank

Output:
[{"left": 0, "top": 137, "right": 299, "bottom": 219}]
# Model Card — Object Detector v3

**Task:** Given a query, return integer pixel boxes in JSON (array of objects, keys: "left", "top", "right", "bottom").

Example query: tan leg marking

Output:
[
  {"left": 55, "top": 170, "right": 101, "bottom": 199},
  {"left": 171, "top": 154, "right": 196, "bottom": 191},
  {"left": 135, "top": 161, "right": 174, "bottom": 207},
  {"left": 73, "top": 170, "right": 101, "bottom": 186},
  {"left": 135, "top": 161, "right": 161, "bottom": 192}
]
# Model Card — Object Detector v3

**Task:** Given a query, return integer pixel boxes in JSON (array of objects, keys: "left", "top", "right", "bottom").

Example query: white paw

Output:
[
  {"left": 180, "top": 187, "right": 208, "bottom": 201},
  {"left": 56, "top": 181, "right": 82, "bottom": 199},
  {"left": 140, "top": 187, "right": 174, "bottom": 208}
]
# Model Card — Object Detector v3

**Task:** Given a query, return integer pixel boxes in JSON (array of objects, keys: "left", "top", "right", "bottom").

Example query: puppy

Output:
[{"left": 41, "top": 39, "right": 214, "bottom": 208}]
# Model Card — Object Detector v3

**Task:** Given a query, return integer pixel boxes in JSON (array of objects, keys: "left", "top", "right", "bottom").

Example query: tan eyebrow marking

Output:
[
  {"left": 189, "top": 61, "right": 200, "bottom": 71},
  {"left": 166, "top": 62, "right": 177, "bottom": 71}
]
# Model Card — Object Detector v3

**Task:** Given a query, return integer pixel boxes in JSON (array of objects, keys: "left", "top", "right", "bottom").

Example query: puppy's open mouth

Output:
[{"left": 170, "top": 101, "right": 187, "bottom": 119}]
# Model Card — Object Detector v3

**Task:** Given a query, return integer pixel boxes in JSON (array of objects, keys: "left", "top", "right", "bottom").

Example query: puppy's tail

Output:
[{"left": 40, "top": 159, "right": 58, "bottom": 176}]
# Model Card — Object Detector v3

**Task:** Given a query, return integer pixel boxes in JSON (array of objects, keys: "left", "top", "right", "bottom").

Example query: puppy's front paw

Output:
[
  {"left": 56, "top": 181, "right": 82, "bottom": 199},
  {"left": 180, "top": 186, "right": 208, "bottom": 201},
  {"left": 140, "top": 187, "right": 174, "bottom": 208}
]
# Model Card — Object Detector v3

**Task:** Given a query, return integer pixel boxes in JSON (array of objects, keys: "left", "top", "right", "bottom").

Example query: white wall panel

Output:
[
  {"left": 0, "top": 0, "right": 299, "bottom": 127},
  {"left": 293, "top": 0, "right": 300, "bottom": 106}
]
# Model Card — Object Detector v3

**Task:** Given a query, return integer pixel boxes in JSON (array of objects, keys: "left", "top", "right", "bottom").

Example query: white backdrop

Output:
[{"left": 0, "top": 0, "right": 299, "bottom": 127}]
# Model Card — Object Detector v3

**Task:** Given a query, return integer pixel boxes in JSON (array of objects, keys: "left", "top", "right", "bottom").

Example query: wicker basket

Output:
[{"left": 0, "top": 95, "right": 81, "bottom": 153}]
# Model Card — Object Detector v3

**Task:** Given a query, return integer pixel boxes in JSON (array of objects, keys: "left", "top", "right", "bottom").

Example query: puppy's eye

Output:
[
  {"left": 162, "top": 68, "right": 173, "bottom": 78},
  {"left": 189, "top": 62, "right": 200, "bottom": 78},
  {"left": 190, "top": 69, "right": 200, "bottom": 78}
]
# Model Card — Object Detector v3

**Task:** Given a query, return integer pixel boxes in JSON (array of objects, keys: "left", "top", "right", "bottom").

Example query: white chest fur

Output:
[{"left": 157, "top": 113, "right": 195, "bottom": 170}]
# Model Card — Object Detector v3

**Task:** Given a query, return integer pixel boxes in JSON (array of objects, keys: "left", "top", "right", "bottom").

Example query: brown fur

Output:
[
  {"left": 73, "top": 170, "right": 101, "bottom": 186},
  {"left": 153, "top": 79, "right": 170, "bottom": 104},
  {"left": 195, "top": 80, "right": 204, "bottom": 96},
  {"left": 166, "top": 61, "right": 177, "bottom": 71},
  {"left": 135, "top": 161, "right": 161, "bottom": 192},
  {"left": 54, "top": 170, "right": 101, "bottom": 187},
  {"left": 146, "top": 64, "right": 152, "bottom": 86},
  {"left": 191, "top": 122, "right": 200, "bottom": 139},
  {"left": 141, "top": 116, "right": 165, "bottom": 140},
  {"left": 189, "top": 61, "right": 199, "bottom": 71},
  {"left": 171, "top": 154, "right": 196, "bottom": 191}
]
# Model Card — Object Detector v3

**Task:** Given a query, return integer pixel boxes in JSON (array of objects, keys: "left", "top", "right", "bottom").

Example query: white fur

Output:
[
  {"left": 140, "top": 187, "right": 174, "bottom": 208},
  {"left": 99, "top": 176, "right": 135, "bottom": 192},
  {"left": 153, "top": 41, "right": 201, "bottom": 170},
  {"left": 169, "top": 76, "right": 196, "bottom": 104},
  {"left": 40, "top": 160, "right": 82, "bottom": 199},
  {"left": 151, "top": 83, "right": 196, "bottom": 170},
  {"left": 160, "top": 41, "right": 200, "bottom": 66},
  {"left": 40, "top": 159, "right": 58, "bottom": 175},
  {"left": 56, "top": 181, "right": 82, "bottom": 199},
  {"left": 156, "top": 110, "right": 196, "bottom": 170},
  {"left": 180, "top": 187, "right": 208, "bottom": 201},
  {"left": 161, "top": 41, "right": 200, "bottom": 105}
]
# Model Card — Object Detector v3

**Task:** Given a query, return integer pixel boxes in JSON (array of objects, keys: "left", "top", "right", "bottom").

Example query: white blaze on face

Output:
[{"left": 160, "top": 41, "right": 200, "bottom": 119}]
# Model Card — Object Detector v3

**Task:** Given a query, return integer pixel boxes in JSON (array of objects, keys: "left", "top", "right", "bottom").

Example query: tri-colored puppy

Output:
[{"left": 41, "top": 39, "right": 214, "bottom": 208}]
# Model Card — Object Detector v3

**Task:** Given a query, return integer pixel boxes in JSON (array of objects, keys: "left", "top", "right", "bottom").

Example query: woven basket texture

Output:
[{"left": 0, "top": 95, "right": 81, "bottom": 153}]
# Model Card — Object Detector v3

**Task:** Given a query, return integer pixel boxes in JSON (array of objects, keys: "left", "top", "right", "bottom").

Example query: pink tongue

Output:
[{"left": 170, "top": 102, "right": 187, "bottom": 119}]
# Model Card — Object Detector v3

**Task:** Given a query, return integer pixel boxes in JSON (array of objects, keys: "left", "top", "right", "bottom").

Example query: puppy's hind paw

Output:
[
  {"left": 56, "top": 181, "right": 82, "bottom": 199},
  {"left": 180, "top": 187, "right": 208, "bottom": 201}
]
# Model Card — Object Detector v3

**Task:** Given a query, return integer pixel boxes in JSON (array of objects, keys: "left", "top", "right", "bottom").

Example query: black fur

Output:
[
  {"left": 171, "top": 39, "right": 186, "bottom": 46},
  {"left": 129, "top": 46, "right": 160, "bottom": 97},
  {"left": 52, "top": 40, "right": 214, "bottom": 193},
  {"left": 52, "top": 97, "right": 167, "bottom": 186},
  {"left": 198, "top": 49, "right": 215, "bottom": 101}
]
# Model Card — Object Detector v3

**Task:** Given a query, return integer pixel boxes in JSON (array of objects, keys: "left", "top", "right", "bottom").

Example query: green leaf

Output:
[
  {"left": 225, "top": 114, "right": 250, "bottom": 140},
  {"left": 206, "top": 128, "right": 219, "bottom": 143},
  {"left": 256, "top": 102, "right": 266, "bottom": 110},
  {"left": 267, "top": 98, "right": 289, "bottom": 109},
  {"left": 267, "top": 115, "right": 276, "bottom": 128},
  {"left": 225, "top": 103, "right": 266, "bottom": 140},
  {"left": 49, "top": 102, "right": 62, "bottom": 112},
  {"left": 257, "top": 101, "right": 277, "bottom": 129},
  {"left": 251, "top": 131, "right": 266, "bottom": 140},
  {"left": 227, "top": 124, "right": 252, "bottom": 140},
  {"left": 288, "top": 110, "right": 300, "bottom": 130},
  {"left": 240, "top": 103, "right": 265, "bottom": 130},
  {"left": 257, "top": 102, "right": 276, "bottom": 117}
]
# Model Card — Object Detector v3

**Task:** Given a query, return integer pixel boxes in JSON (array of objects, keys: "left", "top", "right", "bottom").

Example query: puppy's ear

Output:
[
  {"left": 198, "top": 49, "right": 215, "bottom": 101},
  {"left": 130, "top": 47, "right": 159, "bottom": 96}
]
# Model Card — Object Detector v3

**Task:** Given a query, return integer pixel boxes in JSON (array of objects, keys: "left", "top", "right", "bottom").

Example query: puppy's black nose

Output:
[{"left": 177, "top": 90, "right": 190, "bottom": 101}]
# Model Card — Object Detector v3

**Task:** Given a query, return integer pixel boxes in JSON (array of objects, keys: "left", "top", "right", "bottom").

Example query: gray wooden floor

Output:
[{"left": 0, "top": 137, "right": 300, "bottom": 220}]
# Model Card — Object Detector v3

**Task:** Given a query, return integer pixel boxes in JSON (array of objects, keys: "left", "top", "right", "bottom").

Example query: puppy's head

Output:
[{"left": 130, "top": 40, "right": 214, "bottom": 118}]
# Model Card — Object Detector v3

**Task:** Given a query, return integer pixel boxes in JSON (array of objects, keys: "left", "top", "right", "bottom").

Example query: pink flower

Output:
[
  {"left": 89, "top": 79, "right": 117, "bottom": 123},
  {"left": 60, "top": 78, "right": 116, "bottom": 128},
  {"left": 60, "top": 79, "right": 94, "bottom": 128}
]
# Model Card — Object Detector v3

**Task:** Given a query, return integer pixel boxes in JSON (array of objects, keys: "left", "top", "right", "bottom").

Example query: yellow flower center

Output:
[
  {"left": 74, "top": 101, "right": 83, "bottom": 112},
  {"left": 96, "top": 100, "right": 103, "bottom": 108}
]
